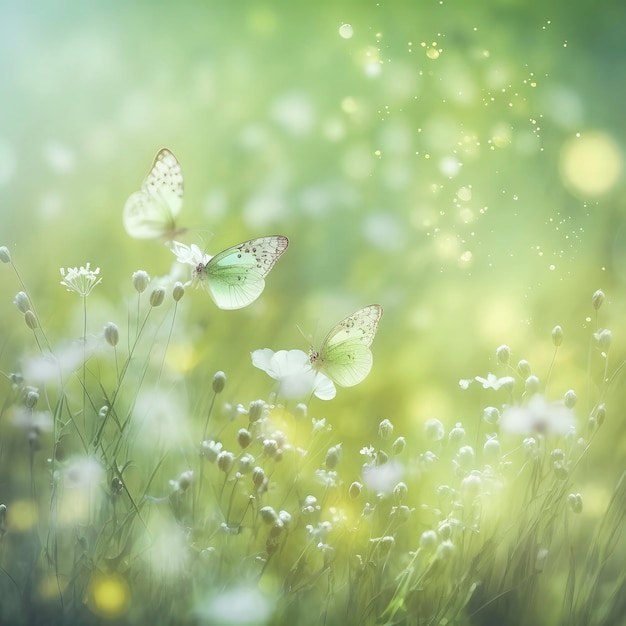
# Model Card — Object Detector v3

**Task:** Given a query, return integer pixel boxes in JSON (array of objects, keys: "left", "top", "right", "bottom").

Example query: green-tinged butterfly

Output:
[
  {"left": 123, "top": 148, "right": 186, "bottom": 240},
  {"left": 181, "top": 235, "right": 289, "bottom": 310},
  {"left": 309, "top": 304, "right": 383, "bottom": 387}
]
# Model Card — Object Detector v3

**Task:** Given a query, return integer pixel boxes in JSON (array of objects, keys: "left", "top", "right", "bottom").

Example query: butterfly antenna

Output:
[{"left": 295, "top": 323, "right": 315, "bottom": 351}]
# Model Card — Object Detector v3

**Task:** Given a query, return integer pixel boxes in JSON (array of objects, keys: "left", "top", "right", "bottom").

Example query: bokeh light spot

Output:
[
  {"left": 6, "top": 499, "right": 38, "bottom": 531},
  {"left": 560, "top": 132, "right": 623, "bottom": 196},
  {"left": 85, "top": 572, "right": 131, "bottom": 619}
]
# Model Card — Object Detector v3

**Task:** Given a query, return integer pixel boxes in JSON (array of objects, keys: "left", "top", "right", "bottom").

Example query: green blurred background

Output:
[{"left": 1, "top": 0, "right": 625, "bottom": 455}]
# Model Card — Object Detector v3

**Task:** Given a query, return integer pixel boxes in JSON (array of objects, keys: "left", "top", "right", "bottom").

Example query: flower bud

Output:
[
  {"left": 438, "top": 522, "right": 453, "bottom": 541},
  {"left": 517, "top": 359, "right": 532, "bottom": 378},
  {"left": 217, "top": 451, "right": 235, "bottom": 474},
  {"left": 263, "top": 439, "right": 278, "bottom": 458},
  {"left": 13, "top": 292, "right": 30, "bottom": 313},
  {"left": 523, "top": 436, "right": 539, "bottom": 459},
  {"left": 457, "top": 445, "right": 475, "bottom": 469},
  {"left": 0, "top": 246, "right": 11, "bottom": 263},
  {"left": 592, "top": 289, "right": 605, "bottom": 311},
  {"left": 419, "top": 529, "right": 438, "bottom": 551},
  {"left": 564, "top": 389, "right": 577, "bottom": 409},
  {"left": 25, "top": 390, "right": 39, "bottom": 409},
  {"left": 378, "top": 419, "right": 394, "bottom": 440},
  {"left": 461, "top": 473, "right": 481, "bottom": 501},
  {"left": 132, "top": 270, "right": 150, "bottom": 293},
  {"left": 483, "top": 406, "right": 500, "bottom": 425},
  {"left": 252, "top": 466, "right": 266, "bottom": 488},
  {"left": 525, "top": 375, "right": 540, "bottom": 394},
  {"left": 567, "top": 492, "right": 583, "bottom": 514},
  {"left": 551, "top": 325, "right": 563, "bottom": 347},
  {"left": 259, "top": 506, "right": 278, "bottom": 525},
  {"left": 212, "top": 371, "right": 226, "bottom": 394},
  {"left": 149, "top": 287, "right": 165, "bottom": 307},
  {"left": 349, "top": 481, "right": 362, "bottom": 499},
  {"left": 436, "top": 540, "right": 455, "bottom": 560},
  {"left": 595, "top": 329, "right": 612, "bottom": 351},
  {"left": 172, "top": 281, "right": 185, "bottom": 302},
  {"left": 24, "top": 310, "right": 38, "bottom": 329},
  {"left": 483, "top": 438, "right": 501, "bottom": 462},
  {"left": 177, "top": 470, "right": 194, "bottom": 492},
  {"left": 104, "top": 322, "right": 119, "bottom": 347},
  {"left": 448, "top": 423, "right": 465, "bottom": 446},
  {"left": 393, "top": 481, "right": 408, "bottom": 504},
  {"left": 392, "top": 436, "right": 406, "bottom": 455},
  {"left": 237, "top": 428, "right": 252, "bottom": 449},
  {"left": 325, "top": 444, "right": 342, "bottom": 470},
  {"left": 248, "top": 399, "right": 265, "bottom": 423},
  {"left": 596, "top": 403, "right": 605, "bottom": 426},
  {"left": 294, "top": 403, "right": 307, "bottom": 420},
  {"left": 200, "top": 439, "right": 222, "bottom": 462},
  {"left": 496, "top": 344, "right": 510, "bottom": 365},
  {"left": 424, "top": 418, "right": 444, "bottom": 441},
  {"left": 239, "top": 453, "right": 255, "bottom": 474}
]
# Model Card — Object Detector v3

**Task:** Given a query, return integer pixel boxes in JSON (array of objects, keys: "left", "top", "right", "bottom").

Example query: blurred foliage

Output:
[{"left": 1, "top": 0, "right": 626, "bottom": 623}]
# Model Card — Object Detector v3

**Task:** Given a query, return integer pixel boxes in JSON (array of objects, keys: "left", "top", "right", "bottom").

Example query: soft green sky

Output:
[{"left": 1, "top": 0, "right": 625, "bottom": 446}]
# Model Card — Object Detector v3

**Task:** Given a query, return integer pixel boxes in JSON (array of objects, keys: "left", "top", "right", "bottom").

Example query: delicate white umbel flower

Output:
[
  {"left": 60, "top": 263, "right": 102, "bottom": 296},
  {"left": 251, "top": 348, "right": 336, "bottom": 400},
  {"left": 501, "top": 394, "right": 576, "bottom": 435},
  {"left": 459, "top": 373, "right": 514, "bottom": 391}
]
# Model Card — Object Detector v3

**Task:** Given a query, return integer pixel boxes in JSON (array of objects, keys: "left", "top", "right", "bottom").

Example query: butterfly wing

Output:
[
  {"left": 200, "top": 235, "right": 289, "bottom": 310},
  {"left": 123, "top": 148, "right": 184, "bottom": 240},
  {"left": 314, "top": 305, "right": 383, "bottom": 387}
]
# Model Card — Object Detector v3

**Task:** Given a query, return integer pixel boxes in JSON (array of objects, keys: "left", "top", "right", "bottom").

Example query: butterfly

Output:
[
  {"left": 123, "top": 148, "right": 185, "bottom": 240},
  {"left": 309, "top": 304, "right": 383, "bottom": 387},
  {"left": 187, "top": 235, "right": 289, "bottom": 310}
]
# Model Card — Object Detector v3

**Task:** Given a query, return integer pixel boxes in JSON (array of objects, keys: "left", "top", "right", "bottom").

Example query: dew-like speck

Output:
[{"left": 339, "top": 23, "right": 354, "bottom": 39}]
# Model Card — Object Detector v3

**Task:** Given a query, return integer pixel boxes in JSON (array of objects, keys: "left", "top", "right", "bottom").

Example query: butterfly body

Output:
[
  {"left": 193, "top": 235, "right": 289, "bottom": 310},
  {"left": 123, "top": 148, "right": 185, "bottom": 240},
  {"left": 310, "top": 304, "right": 383, "bottom": 387}
]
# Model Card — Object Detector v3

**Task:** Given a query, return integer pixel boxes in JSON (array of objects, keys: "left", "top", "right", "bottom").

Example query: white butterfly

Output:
[
  {"left": 170, "top": 236, "right": 289, "bottom": 310},
  {"left": 309, "top": 305, "right": 383, "bottom": 387},
  {"left": 123, "top": 148, "right": 185, "bottom": 240}
]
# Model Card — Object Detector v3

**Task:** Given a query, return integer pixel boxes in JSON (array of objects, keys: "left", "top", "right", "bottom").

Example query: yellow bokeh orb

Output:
[
  {"left": 559, "top": 131, "right": 623, "bottom": 196},
  {"left": 85, "top": 572, "right": 131, "bottom": 619}
]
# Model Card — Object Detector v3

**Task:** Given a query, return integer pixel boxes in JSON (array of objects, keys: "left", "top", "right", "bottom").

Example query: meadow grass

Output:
[{"left": 1, "top": 245, "right": 624, "bottom": 626}]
